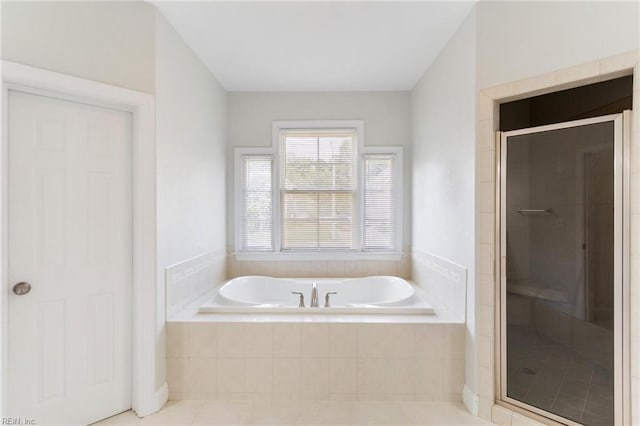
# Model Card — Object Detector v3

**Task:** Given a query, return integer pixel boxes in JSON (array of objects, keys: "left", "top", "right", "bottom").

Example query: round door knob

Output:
[{"left": 13, "top": 282, "right": 31, "bottom": 295}]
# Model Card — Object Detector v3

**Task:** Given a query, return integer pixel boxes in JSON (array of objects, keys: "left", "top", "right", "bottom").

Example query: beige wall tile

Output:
[
  {"left": 599, "top": 50, "right": 640, "bottom": 75},
  {"left": 188, "top": 323, "right": 217, "bottom": 358},
  {"left": 245, "top": 323, "right": 273, "bottom": 358},
  {"left": 442, "top": 359, "right": 465, "bottom": 398},
  {"left": 167, "top": 322, "right": 188, "bottom": 359},
  {"left": 478, "top": 150, "right": 495, "bottom": 183},
  {"left": 385, "top": 359, "right": 414, "bottom": 395},
  {"left": 168, "top": 392, "right": 185, "bottom": 401},
  {"left": 167, "top": 357, "right": 187, "bottom": 394},
  {"left": 478, "top": 119, "right": 497, "bottom": 152},
  {"left": 478, "top": 94, "right": 495, "bottom": 121},
  {"left": 478, "top": 365, "right": 493, "bottom": 399},
  {"left": 329, "top": 393, "right": 358, "bottom": 401},
  {"left": 477, "top": 335, "right": 492, "bottom": 368},
  {"left": 357, "top": 358, "right": 386, "bottom": 395},
  {"left": 512, "top": 412, "right": 543, "bottom": 426},
  {"left": 245, "top": 358, "right": 273, "bottom": 393},
  {"left": 358, "top": 392, "right": 386, "bottom": 401},
  {"left": 187, "top": 357, "right": 217, "bottom": 395},
  {"left": 309, "top": 261, "right": 329, "bottom": 277},
  {"left": 385, "top": 325, "right": 415, "bottom": 359},
  {"left": 556, "top": 60, "right": 600, "bottom": 86},
  {"left": 273, "top": 323, "right": 301, "bottom": 358},
  {"left": 216, "top": 324, "right": 247, "bottom": 358},
  {"left": 477, "top": 303, "right": 494, "bottom": 337},
  {"left": 482, "top": 82, "right": 517, "bottom": 101},
  {"left": 243, "top": 392, "right": 271, "bottom": 401},
  {"left": 478, "top": 273, "right": 495, "bottom": 306},
  {"left": 325, "top": 261, "right": 346, "bottom": 277},
  {"left": 492, "top": 404, "right": 513, "bottom": 426},
  {"left": 414, "top": 358, "right": 444, "bottom": 398},
  {"left": 273, "top": 358, "right": 301, "bottom": 394},
  {"left": 301, "top": 358, "right": 329, "bottom": 396},
  {"left": 477, "top": 183, "right": 495, "bottom": 213},
  {"left": 446, "top": 326, "right": 466, "bottom": 361},
  {"left": 478, "top": 244, "right": 494, "bottom": 275},
  {"left": 513, "top": 71, "right": 558, "bottom": 97},
  {"left": 329, "top": 358, "right": 357, "bottom": 394},
  {"left": 478, "top": 212, "right": 495, "bottom": 245},
  {"left": 358, "top": 324, "right": 387, "bottom": 358},
  {"left": 414, "top": 325, "right": 445, "bottom": 359},
  {"left": 217, "top": 358, "right": 246, "bottom": 393},
  {"left": 378, "top": 261, "right": 396, "bottom": 276},
  {"left": 271, "top": 392, "right": 301, "bottom": 401},
  {"left": 329, "top": 324, "right": 358, "bottom": 358},
  {"left": 301, "top": 323, "right": 330, "bottom": 358}
]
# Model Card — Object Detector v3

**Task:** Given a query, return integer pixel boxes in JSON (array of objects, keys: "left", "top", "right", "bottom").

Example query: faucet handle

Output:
[
  {"left": 291, "top": 292, "right": 305, "bottom": 308},
  {"left": 324, "top": 292, "right": 337, "bottom": 308}
]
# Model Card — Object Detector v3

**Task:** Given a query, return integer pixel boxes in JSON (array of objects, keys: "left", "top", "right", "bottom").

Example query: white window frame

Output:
[
  {"left": 234, "top": 120, "right": 403, "bottom": 261},
  {"left": 361, "top": 146, "right": 404, "bottom": 254},
  {"left": 234, "top": 147, "right": 276, "bottom": 253}
]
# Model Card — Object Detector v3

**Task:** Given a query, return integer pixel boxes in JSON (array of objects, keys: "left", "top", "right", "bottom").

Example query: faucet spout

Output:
[{"left": 310, "top": 282, "right": 319, "bottom": 307}]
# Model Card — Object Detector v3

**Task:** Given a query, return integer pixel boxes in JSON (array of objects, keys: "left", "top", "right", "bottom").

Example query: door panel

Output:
[
  {"left": 7, "top": 90, "right": 132, "bottom": 425},
  {"left": 500, "top": 116, "right": 622, "bottom": 426}
]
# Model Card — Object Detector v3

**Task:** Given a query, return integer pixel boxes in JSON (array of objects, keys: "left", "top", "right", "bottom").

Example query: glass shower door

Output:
[{"left": 499, "top": 114, "right": 625, "bottom": 426}]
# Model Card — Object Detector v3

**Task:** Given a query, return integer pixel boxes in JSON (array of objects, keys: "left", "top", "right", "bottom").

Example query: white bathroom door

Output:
[{"left": 7, "top": 90, "right": 133, "bottom": 425}]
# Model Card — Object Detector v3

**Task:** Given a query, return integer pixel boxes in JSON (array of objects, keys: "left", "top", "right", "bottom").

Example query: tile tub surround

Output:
[
  {"left": 166, "top": 251, "right": 227, "bottom": 318},
  {"left": 226, "top": 250, "right": 412, "bottom": 279},
  {"left": 166, "top": 321, "right": 465, "bottom": 402},
  {"left": 411, "top": 249, "right": 467, "bottom": 321}
]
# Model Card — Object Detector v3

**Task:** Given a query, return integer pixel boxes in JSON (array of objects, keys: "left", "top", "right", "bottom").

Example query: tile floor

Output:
[
  {"left": 507, "top": 324, "right": 613, "bottom": 426},
  {"left": 95, "top": 400, "right": 495, "bottom": 426}
]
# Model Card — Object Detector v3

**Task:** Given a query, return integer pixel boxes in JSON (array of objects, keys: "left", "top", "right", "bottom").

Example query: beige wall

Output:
[{"left": 1, "top": 1, "right": 156, "bottom": 94}]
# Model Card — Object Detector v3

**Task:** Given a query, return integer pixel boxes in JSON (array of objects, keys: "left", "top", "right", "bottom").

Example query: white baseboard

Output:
[
  {"left": 463, "top": 384, "right": 479, "bottom": 416},
  {"left": 135, "top": 382, "right": 168, "bottom": 418}
]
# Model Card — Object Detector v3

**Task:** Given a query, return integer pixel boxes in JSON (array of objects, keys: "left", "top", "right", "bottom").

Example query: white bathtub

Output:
[{"left": 198, "top": 276, "right": 434, "bottom": 314}]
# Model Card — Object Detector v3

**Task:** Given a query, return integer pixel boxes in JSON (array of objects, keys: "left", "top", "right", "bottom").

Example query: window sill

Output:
[{"left": 234, "top": 251, "right": 404, "bottom": 262}]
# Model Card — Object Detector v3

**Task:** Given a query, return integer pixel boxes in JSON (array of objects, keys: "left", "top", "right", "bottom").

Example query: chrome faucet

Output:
[
  {"left": 310, "top": 282, "right": 319, "bottom": 307},
  {"left": 324, "top": 292, "right": 337, "bottom": 308}
]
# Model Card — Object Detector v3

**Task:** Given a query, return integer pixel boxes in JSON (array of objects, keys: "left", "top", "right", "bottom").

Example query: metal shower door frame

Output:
[{"left": 496, "top": 112, "right": 630, "bottom": 426}]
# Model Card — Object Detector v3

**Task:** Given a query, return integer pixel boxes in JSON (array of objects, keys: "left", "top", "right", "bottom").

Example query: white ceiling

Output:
[{"left": 155, "top": 1, "right": 475, "bottom": 92}]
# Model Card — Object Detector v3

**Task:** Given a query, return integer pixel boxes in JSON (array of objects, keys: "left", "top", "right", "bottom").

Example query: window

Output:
[
  {"left": 238, "top": 154, "right": 273, "bottom": 251},
  {"left": 280, "top": 129, "right": 356, "bottom": 250},
  {"left": 235, "top": 121, "right": 402, "bottom": 259},
  {"left": 363, "top": 153, "right": 397, "bottom": 250}
]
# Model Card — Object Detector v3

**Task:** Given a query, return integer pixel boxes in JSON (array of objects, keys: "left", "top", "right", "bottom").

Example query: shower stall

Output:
[{"left": 498, "top": 112, "right": 630, "bottom": 426}]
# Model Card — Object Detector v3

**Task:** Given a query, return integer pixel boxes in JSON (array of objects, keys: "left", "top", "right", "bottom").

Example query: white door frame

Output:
[{"left": 0, "top": 61, "right": 165, "bottom": 418}]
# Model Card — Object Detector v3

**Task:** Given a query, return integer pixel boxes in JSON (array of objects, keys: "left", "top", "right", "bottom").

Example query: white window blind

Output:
[
  {"left": 239, "top": 155, "right": 273, "bottom": 251},
  {"left": 280, "top": 129, "right": 357, "bottom": 250},
  {"left": 363, "top": 153, "right": 397, "bottom": 250}
]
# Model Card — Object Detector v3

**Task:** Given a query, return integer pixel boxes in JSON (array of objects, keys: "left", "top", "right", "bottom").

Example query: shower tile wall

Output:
[
  {"left": 166, "top": 322, "right": 464, "bottom": 402},
  {"left": 505, "top": 137, "right": 531, "bottom": 287},
  {"left": 506, "top": 123, "right": 614, "bottom": 319}
]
